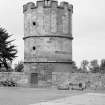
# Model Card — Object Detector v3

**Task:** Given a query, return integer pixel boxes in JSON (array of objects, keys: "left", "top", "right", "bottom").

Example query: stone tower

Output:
[{"left": 23, "top": 0, "right": 73, "bottom": 87}]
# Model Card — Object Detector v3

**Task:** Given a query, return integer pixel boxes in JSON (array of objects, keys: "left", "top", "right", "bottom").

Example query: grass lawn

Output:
[
  {"left": 0, "top": 87, "right": 104, "bottom": 105},
  {"left": 0, "top": 87, "right": 83, "bottom": 105}
]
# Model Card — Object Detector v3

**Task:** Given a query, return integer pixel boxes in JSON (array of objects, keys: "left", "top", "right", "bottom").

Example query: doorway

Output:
[{"left": 30, "top": 73, "right": 38, "bottom": 86}]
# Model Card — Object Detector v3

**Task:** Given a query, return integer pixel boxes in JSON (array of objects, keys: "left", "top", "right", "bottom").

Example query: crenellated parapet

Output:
[
  {"left": 60, "top": 2, "right": 73, "bottom": 12},
  {"left": 23, "top": 2, "right": 35, "bottom": 12},
  {"left": 23, "top": 0, "right": 73, "bottom": 13},
  {"left": 23, "top": 0, "right": 73, "bottom": 39}
]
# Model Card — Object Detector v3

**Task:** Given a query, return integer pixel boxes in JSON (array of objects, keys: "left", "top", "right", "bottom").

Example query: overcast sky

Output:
[{"left": 0, "top": 0, "right": 105, "bottom": 67}]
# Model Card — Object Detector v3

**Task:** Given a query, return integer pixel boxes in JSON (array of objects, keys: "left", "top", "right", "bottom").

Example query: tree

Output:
[
  {"left": 80, "top": 60, "right": 89, "bottom": 72},
  {"left": 72, "top": 61, "right": 78, "bottom": 73},
  {"left": 14, "top": 61, "right": 24, "bottom": 72},
  {"left": 90, "top": 59, "right": 100, "bottom": 73},
  {"left": 0, "top": 62, "right": 13, "bottom": 72},
  {"left": 0, "top": 27, "right": 17, "bottom": 71},
  {"left": 100, "top": 59, "right": 105, "bottom": 73}
]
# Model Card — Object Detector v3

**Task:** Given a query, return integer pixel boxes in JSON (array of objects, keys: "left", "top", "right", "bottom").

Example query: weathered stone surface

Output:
[
  {"left": 23, "top": 0, "right": 73, "bottom": 87},
  {"left": 23, "top": 0, "right": 73, "bottom": 37},
  {"left": 24, "top": 37, "right": 72, "bottom": 62},
  {"left": 68, "top": 73, "right": 105, "bottom": 90}
]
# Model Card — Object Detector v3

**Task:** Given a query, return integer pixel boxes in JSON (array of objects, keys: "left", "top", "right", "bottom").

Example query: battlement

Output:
[
  {"left": 23, "top": 2, "right": 35, "bottom": 12},
  {"left": 60, "top": 2, "right": 73, "bottom": 12},
  {"left": 36, "top": 0, "right": 44, "bottom": 7},
  {"left": 36, "top": 0, "right": 58, "bottom": 8},
  {"left": 23, "top": 0, "right": 73, "bottom": 13}
]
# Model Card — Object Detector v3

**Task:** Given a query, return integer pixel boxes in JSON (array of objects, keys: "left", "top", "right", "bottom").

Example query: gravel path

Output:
[{"left": 31, "top": 93, "right": 105, "bottom": 105}]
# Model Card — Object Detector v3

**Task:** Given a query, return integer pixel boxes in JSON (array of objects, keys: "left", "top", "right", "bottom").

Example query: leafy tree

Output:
[
  {"left": 0, "top": 27, "right": 17, "bottom": 71},
  {"left": 90, "top": 59, "right": 100, "bottom": 73},
  {"left": 0, "top": 62, "right": 13, "bottom": 72},
  {"left": 100, "top": 59, "right": 105, "bottom": 73},
  {"left": 72, "top": 61, "right": 78, "bottom": 73},
  {"left": 15, "top": 61, "right": 24, "bottom": 72},
  {"left": 80, "top": 60, "right": 89, "bottom": 72}
]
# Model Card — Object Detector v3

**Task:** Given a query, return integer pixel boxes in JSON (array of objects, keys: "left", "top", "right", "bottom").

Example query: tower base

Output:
[{"left": 24, "top": 62, "right": 73, "bottom": 87}]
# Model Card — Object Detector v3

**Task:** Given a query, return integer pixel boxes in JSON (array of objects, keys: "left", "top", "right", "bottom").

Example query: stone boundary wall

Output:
[
  {"left": 0, "top": 72, "right": 28, "bottom": 87},
  {"left": 68, "top": 73, "right": 105, "bottom": 90},
  {"left": 0, "top": 72, "right": 105, "bottom": 89},
  {"left": 52, "top": 72, "right": 105, "bottom": 90}
]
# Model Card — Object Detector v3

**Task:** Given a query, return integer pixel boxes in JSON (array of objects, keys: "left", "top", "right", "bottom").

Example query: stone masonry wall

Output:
[
  {"left": 23, "top": 1, "right": 73, "bottom": 37},
  {"left": 24, "top": 37, "right": 72, "bottom": 63},
  {"left": 23, "top": 0, "right": 73, "bottom": 87},
  {"left": 68, "top": 73, "right": 105, "bottom": 90}
]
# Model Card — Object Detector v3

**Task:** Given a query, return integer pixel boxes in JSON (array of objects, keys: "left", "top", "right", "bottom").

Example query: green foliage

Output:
[
  {"left": 0, "top": 27, "right": 17, "bottom": 71},
  {"left": 72, "top": 61, "right": 78, "bottom": 72},
  {"left": 0, "top": 63, "right": 13, "bottom": 72},
  {"left": 100, "top": 59, "right": 105, "bottom": 73},
  {"left": 78, "top": 59, "right": 105, "bottom": 73},
  {"left": 80, "top": 60, "right": 89, "bottom": 73},
  {"left": 73, "top": 59, "right": 105, "bottom": 74},
  {"left": 90, "top": 59, "right": 100, "bottom": 73},
  {"left": 14, "top": 61, "right": 24, "bottom": 72}
]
